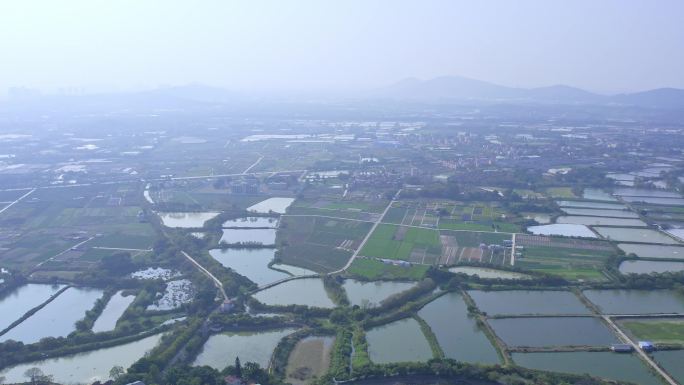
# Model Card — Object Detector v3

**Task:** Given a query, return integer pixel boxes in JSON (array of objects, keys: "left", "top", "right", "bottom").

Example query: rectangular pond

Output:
[
  {"left": 619, "top": 260, "right": 684, "bottom": 274},
  {"left": 92, "top": 291, "right": 135, "bottom": 333},
  {"left": 488, "top": 317, "right": 617, "bottom": 347},
  {"left": 343, "top": 280, "right": 416, "bottom": 307},
  {"left": 652, "top": 350, "right": 684, "bottom": 384},
  {"left": 193, "top": 328, "right": 298, "bottom": 370},
  {"left": 209, "top": 248, "right": 290, "bottom": 286},
  {"left": 366, "top": 318, "right": 433, "bottom": 364},
  {"left": 247, "top": 197, "right": 295, "bottom": 214},
  {"left": 253, "top": 278, "right": 335, "bottom": 308},
  {"left": 157, "top": 211, "right": 220, "bottom": 228},
  {"left": 0, "top": 283, "right": 65, "bottom": 332},
  {"left": 621, "top": 196, "right": 684, "bottom": 205},
  {"left": 0, "top": 287, "right": 104, "bottom": 344},
  {"left": 557, "top": 201, "right": 626, "bottom": 210},
  {"left": 219, "top": 228, "right": 277, "bottom": 245},
  {"left": 418, "top": 292, "right": 499, "bottom": 364},
  {"left": 0, "top": 333, "right": 163, "bottom": 385},
  {"left": 467, "top": 290, "right": 590, "bottom": 316},
  {"left": 556, "top": 216, "right": 646, "bottom": 227},
  {"left": 511, "top": 352, "right": 661, "bottom": 385},
  {"left": 527, "top": 224, "right": 597, "bottom": 238},
  {"left": 594, "top": 227, "right": 679, "bottom": 244},
  {"left": 618, "top": 243, "right": 684, "bottom": 259},
  {"left": 613, "top": 188, "right": 682, "bottom": 198},
  {"left": 582, "top": 188, "right": 617, "bottom": 202},
  {"left": 560, "top": 207, "right": 637, "bottom": 218},
  {"left": 583, "top": 289, "right": 684, "bottom": 314}
]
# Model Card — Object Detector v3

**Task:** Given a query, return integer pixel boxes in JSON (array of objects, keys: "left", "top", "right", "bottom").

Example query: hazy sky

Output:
[{"left": 1, "top": 0, "right": 683, "bottom": 94}]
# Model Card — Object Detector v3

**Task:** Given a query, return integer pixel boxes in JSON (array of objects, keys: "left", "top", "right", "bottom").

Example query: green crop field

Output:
[
  {"left": 515, "top": 245, "right": 613, "bottom": 281},
  {"left": 360, "top": 224, "right": 441, "bottom": 262},
  {"left": 277, "top": 216, "right": 372, "bottom": 273},
  {"left": 621, "top": 320, "right": 684, "bottom": 343}
]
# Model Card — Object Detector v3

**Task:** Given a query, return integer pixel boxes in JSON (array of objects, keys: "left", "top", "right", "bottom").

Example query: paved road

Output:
[
  {"left": 602, "top": 315, "right": 678, "bottom": 385},
  {"left": 0, "top": 188, "right": 35, "bottom": 215},
  {"left": 332, "top": 189, "right": 401, "bottom": 274},
  {"left": 242, "top": 154, "right": 264, "bottom": 174},
  {"left": 181, "top": 251, "right": 227, "bottom": 301}
]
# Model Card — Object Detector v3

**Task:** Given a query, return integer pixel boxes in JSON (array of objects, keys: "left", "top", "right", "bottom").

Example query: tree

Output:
[
  {"left": 24, "top": 367, "right": 43, "bottom": 384},
  {"left": 109, "top": 365, "right": 125, "bottom": 380},
  {"left": 235, "top": 356, "right": 242, "bottom": 378}
]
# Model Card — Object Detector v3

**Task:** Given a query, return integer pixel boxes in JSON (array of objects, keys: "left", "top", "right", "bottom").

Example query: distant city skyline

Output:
[{"left": 1, "top": 0, "right": 683, "bottom": 95}]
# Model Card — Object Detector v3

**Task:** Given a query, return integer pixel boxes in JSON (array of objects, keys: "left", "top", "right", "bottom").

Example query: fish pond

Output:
[
  {"left": 556, "top": 216, "right": 646, "bottom": 227},
  {"left": 247, "top": 197, "right": 295, "bottom": 214},
  {"left": 560, "top": 207, "right": 637, "bottom": 218},
  {"left": 594, "top": 227, "right": 679, "bottom": 244},
  {"left": 157, "top": 211, "right": 219, "bottom": 228},
  {"left": 92, "top": 291, "right": 135, "bottom": 333},
  {"left": 193, "top": 328, "right": 298, "bottom": 369},
  {"left": 582, "top": 188, "right": 617, "bottom": 201},
  {"left": 219, "top": 228, "right": 277, "bottom": 245},
  {"left": 619, "top": 260, "right": 684, "bottom": 274},
  {"left": 583, "top": 289, "right": 684, "bottom": 314},
  {"left": 366, "top": 318, "right": 433, "bottom": 364},
  {"left": 618, "top": 243, "right": 684, "bottom": 259},
  {"left": 342, "top": 280, "right": 415, "bottom": 307},
  {"left": 253, "top": 278, "right": 335, "bottom": 308},
  {"left": 488, "top": 317, "right": 617, "bottom": 347},
  {"left": 467, "top": 290, "right": 590, "bottom": 315},
  {"left": 0, "top": 287, "right": 103, "bottom": 344},
  {"left": 527, "top": 224, "right": 597, "bottom": 238},
  {"left": 0, "top": 283, "right": 65, "bottom": 331},
  {"left": 557, "top": 201, "right": 626, "bottom": 210},
  {"left": 418, "top": 292, "right": 499, "bottom": 364},
  {"left": 0, "top": 333, "right": 163, "bottom": 385},
  {"left": 652, "top": 350, "right": 684, "bottom": 384},
  {"left": 209, "top": 248, "right": 289, "bottom": 286},
  {"left": 512, "top": 352, "right": 661, "bottom": 385}
]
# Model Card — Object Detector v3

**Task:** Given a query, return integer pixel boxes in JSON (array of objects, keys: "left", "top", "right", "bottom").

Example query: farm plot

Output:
[
  {"left": 346, "top": 258, "right": 429, "bottom": 280},
  {"left": 359, "top": 224, "right": 441, "bottom": 264},
  {"left": 515, "top": 235, "right": 615, "bottom": 281},
  {"left": 437, "top": 201, "right": 520, "bottom": 233},
  {"left": 438, "top": 230, "right": 512, "bottom": 265},
  {"left": 620, "top": 319, "right": 684, "bottom": 344},
  {"left": 277, "top": 216, "right": 372, "bottom": 273},
  {"left": 0, "top": 184, "right": 156, "bottom": 273}
]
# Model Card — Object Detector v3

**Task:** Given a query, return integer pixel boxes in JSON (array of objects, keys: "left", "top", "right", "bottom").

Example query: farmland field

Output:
[
  {"left": 277, "top": 215, "right": 372, "bottom": 272},
  {"left": 360, "top": 224, "right": 441, "bottom": 263},
  {"left": 346, "top": 258, "right": 429, "bottom": 280},
  {"left": 620, "top": 319, "right": 684, "bottom": 343}
]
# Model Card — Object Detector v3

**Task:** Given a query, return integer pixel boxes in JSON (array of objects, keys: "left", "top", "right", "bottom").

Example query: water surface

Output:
[
  {"left": 512, "top": 352, "right": 661, "bottom": 385},
  {"left": 219, "top": 228, "right": 276, "bottom": 245},
  {"left": 0, "top": 283, "right": 65, "bottom": 331},
  {"left": 366, "top": 318, "right": 433, "bottom": 364},
  {"left": 468, "top": 290, "right": 590, "bottom": 315},
  {"left": 488, "top": 317, "right": 617, "bottom": 347},
  {"left": 0, "top": 287, "right": 104, "bottom": 344},
  {"left": 594, "top": 227, "right": 679, "bottom": 244},
  {"left": 343, "top": 280, "right": 416, "bottom": 307},
  {"left": 209, "top": 248, "right": 289, "bottom": 286},
  {"left": 527, "top": 224, "right": 596, "bottom": 238},
  {"left": 92, "top": 291, "right": 135, "bottom": 333},
  {"left": 418, "top": 293, "right": 499, "bottom": 364},
  {"left": 157, "top": 212, "right": 219, "bottom": 228},
  {"left": 582, "top": 189, "right": 617, "bottom": 201},
  {"left": 247, "top": 198, "right": 295, "bottom": 214},
  {"left": 618, "top": 243, "right": 684, "bottom": 259},
  {"left": 560, "top": 207, "right": 637, "bottom": 218},
  {"left": 557, "top": 201, "right": 626, "bottom": 210},
  {"left": 619, "top": 260, "right": 684, "bottom": 274},
  {"left": 557, "top": 216, "right": 646, "bottom": 227},
  {"left": 0, "top": 333, "right": 163, "bottom": 385},
  {"left": 193, "top": 328, "right": 297, "bottom": 369},
  {"left": 253, "top": 278, "right": 335, "bottom": 308},
  {"left": 583, "top": 289, "right": 684, "bottom": 314},
  {"left": 652, "top": 350, "right": 684, "bottom": 384}
]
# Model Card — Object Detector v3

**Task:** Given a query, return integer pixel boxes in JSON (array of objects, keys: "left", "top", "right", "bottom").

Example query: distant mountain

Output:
[{"left": 373, "top": 75, "right": 684, "bottom": 109}]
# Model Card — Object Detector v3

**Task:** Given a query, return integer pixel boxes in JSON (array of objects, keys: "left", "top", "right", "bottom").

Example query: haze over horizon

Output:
[{"left": 1, "top": 0, "right": 683, "bottom": 95}]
